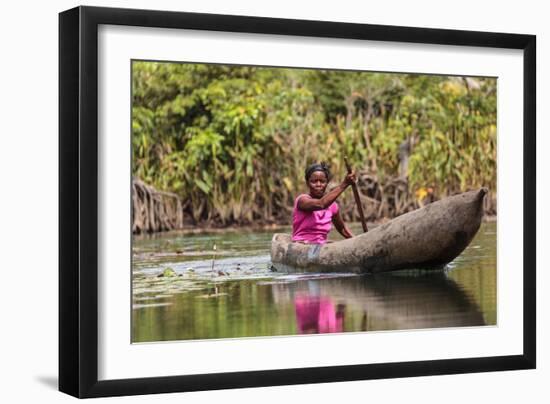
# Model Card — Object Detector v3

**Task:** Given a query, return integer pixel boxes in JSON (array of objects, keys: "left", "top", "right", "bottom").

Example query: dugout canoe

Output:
[{"left": 270, "top": 188, "right": 487, "bottom": 274}]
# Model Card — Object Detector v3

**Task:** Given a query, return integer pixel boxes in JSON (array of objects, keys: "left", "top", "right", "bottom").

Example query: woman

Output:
[{"left": 291, "top": 162, "right": 356, "bottom": 244}]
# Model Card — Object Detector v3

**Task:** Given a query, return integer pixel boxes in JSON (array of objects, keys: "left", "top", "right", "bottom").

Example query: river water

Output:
[{"left": 132, "top": 222, "right": 496, "bottom": 342}]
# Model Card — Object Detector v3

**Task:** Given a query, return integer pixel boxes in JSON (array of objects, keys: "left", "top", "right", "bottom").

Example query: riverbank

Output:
[
  {"left": 132, "top": 178, "right": 497, "bottom": 235},
  {"left": 133, "top": 215, "right": 497, "bottom": 237}
]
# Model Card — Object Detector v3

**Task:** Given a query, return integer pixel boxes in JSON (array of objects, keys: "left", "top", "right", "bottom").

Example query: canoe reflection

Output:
[{"left": 288, "top": 272, "right": 485, "bottom": 334}]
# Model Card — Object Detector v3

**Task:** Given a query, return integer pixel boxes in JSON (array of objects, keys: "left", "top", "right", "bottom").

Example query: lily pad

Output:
[{"left": 157, "top": 267, "right": 178, "bottom": 278}]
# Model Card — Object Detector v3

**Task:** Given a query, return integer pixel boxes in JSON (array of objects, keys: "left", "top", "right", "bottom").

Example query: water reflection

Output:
[
  {"left": 294, "top": 291, "right": 346, "bottom": 334},
  {"left": 132, "top": 271, "right": 487, "bottom": 342},
  {"left": 288, "top": 273, "right": 485, "bottom": 335}
]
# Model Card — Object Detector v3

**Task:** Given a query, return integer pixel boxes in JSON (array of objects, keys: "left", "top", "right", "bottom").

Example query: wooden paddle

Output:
[{"left": 344, "top": 157, "right": 368, "bottom": 233}]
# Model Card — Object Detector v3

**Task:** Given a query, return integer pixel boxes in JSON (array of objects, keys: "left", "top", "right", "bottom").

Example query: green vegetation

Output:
[{"left": 132, "top": 61, "right": 496, "bottom": 226}]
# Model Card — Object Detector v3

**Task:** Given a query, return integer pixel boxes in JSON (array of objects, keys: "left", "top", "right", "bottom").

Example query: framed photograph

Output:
[{"left": 59, "top": 6, "right": 536, "bottom": 398}]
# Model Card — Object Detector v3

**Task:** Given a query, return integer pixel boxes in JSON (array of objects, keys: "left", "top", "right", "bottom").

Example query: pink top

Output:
[{"left": 291, "top": 194, "right": 339, "bottom": 244}]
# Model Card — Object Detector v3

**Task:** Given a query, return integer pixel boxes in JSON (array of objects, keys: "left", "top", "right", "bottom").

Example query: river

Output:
[{"left": 132, "top": 221, "right": 496, "bottom": 342}]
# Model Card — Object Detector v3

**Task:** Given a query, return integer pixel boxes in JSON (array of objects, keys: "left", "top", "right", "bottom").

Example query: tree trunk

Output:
[{"left": 363, "top": 105, "right": 377, "bottom": 172}]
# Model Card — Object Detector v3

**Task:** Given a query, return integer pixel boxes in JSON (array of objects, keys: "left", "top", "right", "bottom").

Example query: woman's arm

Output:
[
  {"left": 298, "top": 172, "right": 356, "bottom": 212},
  {"left": 332, "top": 211, "right": 354, "bottom": 239}
]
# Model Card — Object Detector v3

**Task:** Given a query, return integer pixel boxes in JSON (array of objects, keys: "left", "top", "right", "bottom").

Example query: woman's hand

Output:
[
  {"left": 332, "top": 211, "right": 354, "bottom": 239},
  {"left": 343, "top": 171, "right": 357, "bottom": 187}
]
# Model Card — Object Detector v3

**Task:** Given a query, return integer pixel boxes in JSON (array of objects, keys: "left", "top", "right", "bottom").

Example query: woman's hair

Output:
[{"left": 305, "top": 162, "right": 331, "bottom": 181}]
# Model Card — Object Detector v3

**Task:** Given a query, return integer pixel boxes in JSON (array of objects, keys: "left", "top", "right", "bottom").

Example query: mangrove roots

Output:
[{"left": 132, "top": 179, "right": 184, "bottom": 234}]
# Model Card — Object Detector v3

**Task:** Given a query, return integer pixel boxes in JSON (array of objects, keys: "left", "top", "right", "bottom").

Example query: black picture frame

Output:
[{"left": 59, "top": 5, "right": 536, "bottom": 398}]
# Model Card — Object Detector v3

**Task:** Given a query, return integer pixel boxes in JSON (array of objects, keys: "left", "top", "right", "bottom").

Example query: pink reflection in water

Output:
[{"left": 294, "top": 295, "right": 345, "bottom": 334}]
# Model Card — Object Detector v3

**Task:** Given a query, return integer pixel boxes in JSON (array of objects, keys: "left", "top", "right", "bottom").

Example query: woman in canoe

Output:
[{"left": 292, "top": 162, "right": 356, "bottom": 244}]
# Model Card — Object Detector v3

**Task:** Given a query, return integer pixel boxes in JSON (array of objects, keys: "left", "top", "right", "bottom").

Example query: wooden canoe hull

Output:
[{"left": 270, "top": 188, "right": 487, "bottom": 274}]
